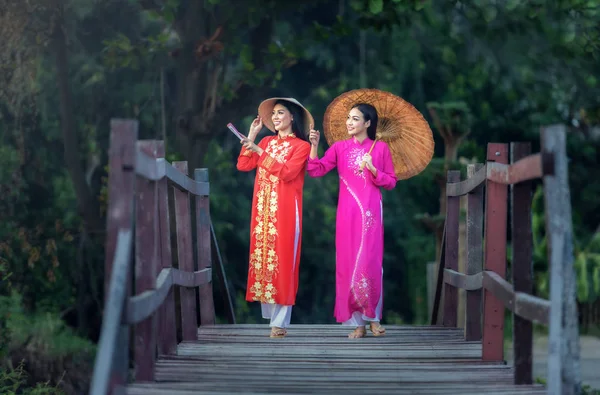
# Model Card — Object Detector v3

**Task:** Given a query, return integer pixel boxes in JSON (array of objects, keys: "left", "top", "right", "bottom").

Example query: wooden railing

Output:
[
  {"left": 90, "top": 119, "right": 235, "bottom": 395},
  {"left": 431, "top": 125, "right": 581, "bottom": 395}
]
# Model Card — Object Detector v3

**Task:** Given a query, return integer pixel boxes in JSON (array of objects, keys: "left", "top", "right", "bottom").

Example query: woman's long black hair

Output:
[
  {"left": 274, "top": 99, "right": 309, "bottom": 142},
  {"left": 352, "top": 103, "right": 378, "bottom": 140}
]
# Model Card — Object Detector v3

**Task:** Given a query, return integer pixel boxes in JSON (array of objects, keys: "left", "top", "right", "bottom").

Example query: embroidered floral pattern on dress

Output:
[
  {"left": 351, "top": 274, "right": 377, "bottom": 314},
  {"left": 365, "top": 210, "right": 376, "bottom": 233},
  {"left": 248, "top": 168, "right": 280, "bottom": 304},
  {"left": 346, "top": 147, "right": 366, "bottom": 179},
  {"left": 267, "top": 138, "right": 293, "bottom": 163}
]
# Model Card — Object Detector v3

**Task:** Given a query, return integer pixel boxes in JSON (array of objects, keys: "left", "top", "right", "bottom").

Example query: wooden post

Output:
[
  {"left": 105, "top": 120, "right": 137, "bottom": 301},
  {"left": 510, "top": 142, "right": 533, "bottom": 384},
  {"left": 155, "top": 142, "right": 177, "bottom": 356},
  {"left": 482, "top": 143, "right": 508, "bottom": 361},
  {"left": 465, "top": 163, "right": 484, "bottom": 341},
  {"left": 173, "top": 162, "right": 199, "bottom": 341},
  {"left": 134, "top": 140, "right": 160, "bottom": 381},
  {"left": 426, "top": 261, "right": 437, "bottom": 319},
  {"left": 194, "top": 169, "right": 216, "bottom": 326},
  {"left": 458, "top": 194, "right": 467, "bottom": 329},
  {"left": 541, "top": 125, "right": 582, "bottom": 395},
  {"left": 443, "top": 170, "right": 461, "bottom": 327},
  {"left": 100, "top": 119, "right": 137, "bottom": 392}
]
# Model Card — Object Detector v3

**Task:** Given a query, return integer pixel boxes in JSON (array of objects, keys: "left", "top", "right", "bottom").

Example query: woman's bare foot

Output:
[
  {"left": 270, "top": 326, "right": 287, "bottom": 338},
  {"left": 348, "top": 326, "right": 366, "bottom": 338},
  {"left": 369, "top": 322, "right": 386, "bottom": 336}
]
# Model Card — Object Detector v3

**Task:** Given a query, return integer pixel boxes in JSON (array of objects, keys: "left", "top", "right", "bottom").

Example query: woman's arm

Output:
[
  {"left": 306, "top": 143, "right": 338, "bottom": 177},
  {"left": 257, "top": 141, "right": 311, "bottom": 182},
  {"left": 236, "top": 138, "right": 269, "bottom": 171}
]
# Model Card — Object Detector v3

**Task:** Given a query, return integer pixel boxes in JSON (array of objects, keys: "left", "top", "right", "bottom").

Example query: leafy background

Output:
[{"left": 1, "top": 0, "right": 599, "bottom": 393}]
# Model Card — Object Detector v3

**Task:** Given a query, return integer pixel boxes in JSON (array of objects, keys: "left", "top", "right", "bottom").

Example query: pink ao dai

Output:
[{"left": 307, "top": 137, "right": 397, "bottom": 323}]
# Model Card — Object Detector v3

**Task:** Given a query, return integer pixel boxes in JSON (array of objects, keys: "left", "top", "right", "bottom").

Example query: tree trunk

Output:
[
  {"left": 53, "top": 10, "right": 101, "bottom": 232},
  {"left": 171, "top": 8, "right": 275, "bottom": 167}
]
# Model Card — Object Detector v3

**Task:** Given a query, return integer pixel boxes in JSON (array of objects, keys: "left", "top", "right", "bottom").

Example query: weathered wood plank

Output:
[
  {"left": 541, "top": 125, "right": 582, "bottom": 395},
  {"left": 510, "top": 142, "right": 534, "bottom": 385},
  {"left": 486, "top": 153, "right": 544, "bottom": 185},
  {"left": 192, "top": 335, "right": 471, "bottom": 345},
  {"left": 194, "top": 168, "right": 215, "bottom": 326},
  {"left": 446, "top": 153, "right": 552, "bottom": 197},
  {"left": 134, "top": 150, "right": 209, "bottom": 196},
  {"left": 197, "top": 324, "right": 463, "bottom": 329},
  {"left": 173, "top": 162, "right": 198, "bottom": 341},
  {"left": 443, "top": 269, "right": 483, "bottom": 290},
  {"left": 155, "top": 140, "right": 177, "bottom": 357},
  {"left": 100, "top": 119, "right": 137, "bottom": 392},
  {"left": 126, "top": 267, "right": 212, "bottom": 324},
  {"left": 482, "top": 272, "right": 550, "bottom": 325},
  {"left": 104, "top": 119, "right": 137, "bottom": 300},
  {"left": 482, "top": 143, "right": 508, "bottom": 361},
  {"left": 443, "top": 171, "right": 461, "bottom": 327},
  {"left": 123, "top": 323, "right": 546, "bottom": 394},
  {"left": 466, "top": 163, "right": 484, "bottom": 341},
  {"left": 134, "top": 140, "right": 160, "bottom": 382},
  {"left": 90, "top": 230, "right": 133, "bottom": 395},
  {"left": 513, "top": 293, "right": 550, "bottom": 325},
  {"left": 154, "top": 360, "right": 512, "bottom": 371},
  {"left": 156, "top": 368, "right": 513, "bottom": 383},
  {"left": 176, "top": 343, "right": 482, "bottom": 359},
  {"left": 446, "top": 165, "right": 486, "bottom": 196},
  {"left": 126, "top": 384, "right": 546, "bottom": 395}
]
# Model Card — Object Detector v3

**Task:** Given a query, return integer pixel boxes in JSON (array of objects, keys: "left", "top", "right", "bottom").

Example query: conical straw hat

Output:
[
  {"left": 258, "top": 97, "right": 315, "bottom": 138},
  {"left": 323, "top": 89, "right": 434, "bottom": 180}
]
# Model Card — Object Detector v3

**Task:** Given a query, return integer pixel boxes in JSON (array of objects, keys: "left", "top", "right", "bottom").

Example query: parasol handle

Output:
[{"left": 359, "top": 139, "right": 377, "bottom": 170}]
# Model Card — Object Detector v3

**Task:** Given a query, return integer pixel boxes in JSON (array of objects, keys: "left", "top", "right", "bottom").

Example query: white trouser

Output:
[
  {"left": 261, "top": 303, "right": 292, "bottom": 328},
  {"left": 342, "top": 311, "right": 381, "bottom": 326}
]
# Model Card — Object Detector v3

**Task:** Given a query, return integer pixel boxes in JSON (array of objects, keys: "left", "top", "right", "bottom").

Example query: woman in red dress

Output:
[{"left": 237, "top": 97, "right": 313, "bottom": 338}]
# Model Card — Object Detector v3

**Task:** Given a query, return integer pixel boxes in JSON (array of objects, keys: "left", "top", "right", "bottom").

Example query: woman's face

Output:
[
  {"left": 272, "top": 104, "right": 293, "bottom": 132},
  {"left": 346, "top": 107, "right": 370, "bottom": 136}
]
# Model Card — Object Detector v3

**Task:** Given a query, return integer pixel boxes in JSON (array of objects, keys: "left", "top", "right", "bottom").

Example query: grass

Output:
[{"left": 0, "top": 292, "right": 96, "bottom": 394}]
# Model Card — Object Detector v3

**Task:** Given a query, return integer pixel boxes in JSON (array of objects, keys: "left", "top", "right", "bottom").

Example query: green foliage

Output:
[
  {"left": 0, "top": 292, "right": 94, "bottom": 394},
  {"left": 0, "top": 361, "right": 65, "bottom": 395},
  {"left": 531, "top": 180, "right": 600, "bottom": 313},
  {"left": 2, "top": 293, "right": 95, "bottom": 358}
]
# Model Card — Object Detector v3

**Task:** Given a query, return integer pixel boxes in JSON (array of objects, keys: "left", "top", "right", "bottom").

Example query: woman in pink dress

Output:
[{"left": 307, "top": 103, "right": 397, "bottom": 338}]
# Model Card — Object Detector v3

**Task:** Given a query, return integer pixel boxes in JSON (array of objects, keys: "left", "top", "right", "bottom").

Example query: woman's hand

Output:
[
  {"left": 309, "top": 127, "right": 320, "bottom": 147},
  {"left": 248, "top": 116, "right": 263, "bottom": 141},
  {"left": 362, "top": 153, "right": 377, "bottom": 176},
  {"left": 241, "top": 137, "right": 264, "bottom": 155}
]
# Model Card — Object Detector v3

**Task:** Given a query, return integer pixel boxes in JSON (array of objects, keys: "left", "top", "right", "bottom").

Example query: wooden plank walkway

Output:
[{"left": 125, "top": 324, "right": 547, "bottom": 394}]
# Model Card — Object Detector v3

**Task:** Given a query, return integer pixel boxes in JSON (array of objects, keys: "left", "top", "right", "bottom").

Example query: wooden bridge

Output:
[{"left": 90, "top": 120, "right": 581, "bottom": 394}]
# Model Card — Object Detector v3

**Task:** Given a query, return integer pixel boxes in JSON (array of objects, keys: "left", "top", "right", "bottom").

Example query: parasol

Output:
[{"left": 323, "top": 89, "right": 434, "bottom": 180}]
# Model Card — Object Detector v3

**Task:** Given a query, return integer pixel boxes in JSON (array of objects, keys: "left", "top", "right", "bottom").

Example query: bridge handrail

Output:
[
  {"left": 90, "top": 229, "right": 133, "bottom": 395},
  {"left": 445, "top": 152, "right": 554, "bottom": 197},
  {"left": 135, "top": 149, "right": 210, "bottom": 196},
  {"left": 90, "top": 119, "right": 235, "bottom": 395},
  {"left": 442, "top": 269, "right": 551, "bottom": 325},
  {"left": 430, "top": 125, "right": 581, "bottom": 393},
  {"left": 126, "top": 266, "right": 212, "bottom": 324}
]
